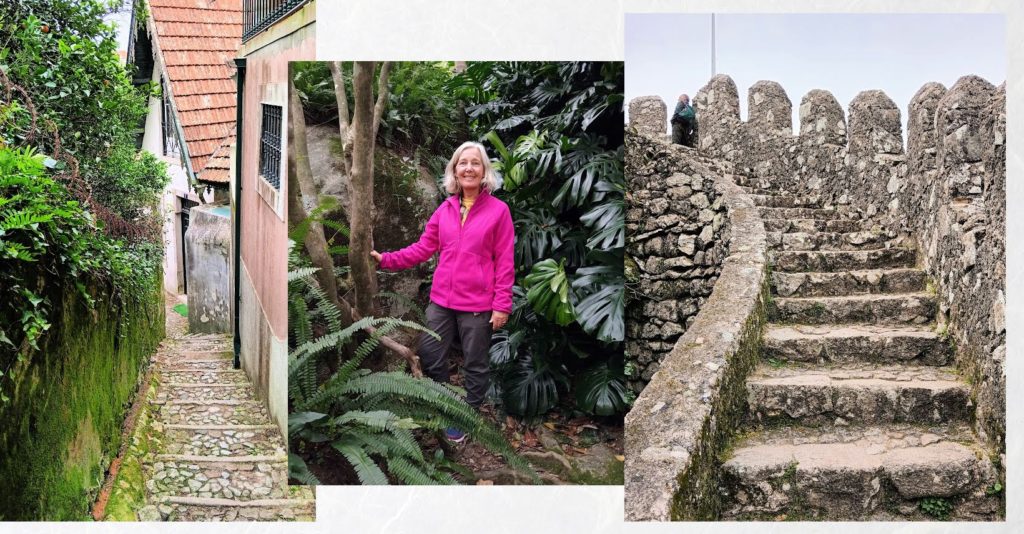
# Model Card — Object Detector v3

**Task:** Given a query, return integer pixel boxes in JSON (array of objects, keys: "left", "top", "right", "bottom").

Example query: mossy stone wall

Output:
[{"left": 0, "top": 274, "right": 164, "bottom": 520}]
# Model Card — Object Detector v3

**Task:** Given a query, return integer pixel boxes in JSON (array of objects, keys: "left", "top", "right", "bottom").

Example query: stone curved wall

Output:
[
  {"left": 624, "top": 123, "right": 768, "bottom": 521},
  {"left": 624, "top": 131, "right": 730, "bottom": 388}
]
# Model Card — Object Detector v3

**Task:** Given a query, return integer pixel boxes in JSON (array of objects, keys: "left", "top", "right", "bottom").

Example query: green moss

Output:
[
  {"left": 104, "top": 375, "right": 161, "bottom": 521},
  {"left": 670, "top": 263, "right": 770, "bottom": 520},
  {"left": 567, "top": 457, "right": 625, "bottom": 485},
  {"left": 0, "top": 273, "right": 163, "bottom": 520}
]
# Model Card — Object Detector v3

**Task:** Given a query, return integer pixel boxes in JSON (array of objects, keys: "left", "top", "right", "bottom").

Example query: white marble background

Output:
[{"left": 7, "top": 0, "right": 1021, "bottom": 532}]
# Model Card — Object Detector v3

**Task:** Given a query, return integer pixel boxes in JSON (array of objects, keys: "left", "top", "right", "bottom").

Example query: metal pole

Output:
[{"left": 711, "top": 13, "right": 717, "bottom": 76}]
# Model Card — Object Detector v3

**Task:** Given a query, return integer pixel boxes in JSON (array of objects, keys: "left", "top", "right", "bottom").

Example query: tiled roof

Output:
[{"left": 150, "top": 0, "right": 241, "bottom": 184}]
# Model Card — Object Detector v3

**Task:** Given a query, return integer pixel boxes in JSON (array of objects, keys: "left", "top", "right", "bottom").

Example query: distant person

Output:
[{"left": 671, "top": 94, "right": 698, "bottom": 148}]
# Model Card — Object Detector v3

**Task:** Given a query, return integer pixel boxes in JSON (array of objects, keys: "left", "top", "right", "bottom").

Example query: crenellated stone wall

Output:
[{"left": 645, "top": 73, "right": 1006, "bottom": 454}]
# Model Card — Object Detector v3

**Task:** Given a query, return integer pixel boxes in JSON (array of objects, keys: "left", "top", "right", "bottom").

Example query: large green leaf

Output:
[
  {"left": 574, "top": 359, "right": 628, "bottom": 416},
  {"left": 501, "top": 353, "right": 566, "bottom": 417},
  {"left": 522, "top": 258, "right": 574, "bottom": 326},
  {"left": 574, "top": 285, "right": 624, "bottom": 343}
]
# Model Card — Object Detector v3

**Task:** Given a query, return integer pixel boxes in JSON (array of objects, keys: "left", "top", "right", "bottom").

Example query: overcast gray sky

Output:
[{"left": 625, "top": 13, "right": 1006, "bottom": 136}]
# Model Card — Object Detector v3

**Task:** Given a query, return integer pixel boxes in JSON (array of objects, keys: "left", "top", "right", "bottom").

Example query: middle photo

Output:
[{"left": 286, "top": 61, "right": 625, "bottom": 485}]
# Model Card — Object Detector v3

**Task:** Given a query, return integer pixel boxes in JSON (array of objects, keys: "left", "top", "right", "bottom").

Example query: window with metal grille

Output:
[
  {"left": 258, "top": 103, "right": 283, "bottom": 190},
  {"left": 161, "top": 77, "right": 180, "bottom": 158}
]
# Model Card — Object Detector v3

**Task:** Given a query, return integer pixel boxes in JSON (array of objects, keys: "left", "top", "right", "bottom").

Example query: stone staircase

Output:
[
  {"left": 718, "top": 186, "right": 1000, "bottom": 520},
  {"left": 139, "top": 333, "right": 315, "bottom": 521}
]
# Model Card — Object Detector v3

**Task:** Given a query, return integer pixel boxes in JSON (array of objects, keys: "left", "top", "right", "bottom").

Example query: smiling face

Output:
[{"left": 455, "top": 146, "right": 485, "bottom": 194}]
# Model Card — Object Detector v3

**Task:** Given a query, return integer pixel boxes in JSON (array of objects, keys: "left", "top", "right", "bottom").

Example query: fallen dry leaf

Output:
[
  {"left": 615, "top": 455, "right": 625, "bottom": 462},
  {"left": 542, "top": 422, "right": 556, "bottom": 430},
  {"left": 476, "top": 480, "right": 494, "bottom": 486}
]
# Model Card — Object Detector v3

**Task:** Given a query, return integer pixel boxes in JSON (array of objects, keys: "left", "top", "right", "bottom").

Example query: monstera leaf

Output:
[
  {"left": 571, "top": 265, "right": 624, "bottom": 343},
  {"left": 574, "top": 359, "right": 628, "bottom": 416},
  {"left": 523, "top": 258, "right": 575, "bottom": 326}
]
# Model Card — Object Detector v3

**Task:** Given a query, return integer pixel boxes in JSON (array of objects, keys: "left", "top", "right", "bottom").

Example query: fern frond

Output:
[{"left": 331, "top": 441, "right": 389, "bottom": 485}]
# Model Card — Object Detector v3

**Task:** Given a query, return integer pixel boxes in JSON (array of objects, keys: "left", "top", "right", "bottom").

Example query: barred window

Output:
[
  {"left": 258, "top": 104, "right": 283, "bottom": 190},
  {"left": 160, "top": 77, "right": 180, "bottom": 158}
]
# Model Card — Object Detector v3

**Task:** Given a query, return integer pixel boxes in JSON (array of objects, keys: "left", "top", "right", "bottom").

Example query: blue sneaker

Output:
[{"left": 445, "top": 427, "right": 466, "bottom": 444}]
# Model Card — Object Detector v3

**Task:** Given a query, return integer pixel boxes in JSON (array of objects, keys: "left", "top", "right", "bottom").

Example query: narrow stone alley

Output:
[{"left": 118, "top": 300, "right": 314, "bottom": 521}]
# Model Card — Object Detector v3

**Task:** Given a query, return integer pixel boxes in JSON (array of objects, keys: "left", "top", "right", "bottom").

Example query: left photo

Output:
[{"left": 0, "top": 0, "right": 314, "bottom": 521}]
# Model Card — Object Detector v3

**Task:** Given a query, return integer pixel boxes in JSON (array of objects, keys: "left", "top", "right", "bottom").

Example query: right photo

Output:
[{"left": 623, "top": 13, "right": 1006, "bottom": 521}]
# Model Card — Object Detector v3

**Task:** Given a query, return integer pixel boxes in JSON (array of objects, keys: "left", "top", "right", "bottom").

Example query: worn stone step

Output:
[
  {"left": 763, "top": 324, "right": 951, "bottom": 366},
  {"left": 771, "top": 248, "right": 916, "bottom": 273},
  {"left": 745, "top": 362, "right": 970, "bottom": 425},
  {"left": 165, "top": 359, "right": 235, "bottom": 371},
  {"left": 771, "top": 268, "right": 928, "bottom": 298},
  {"left": 156, "top": 488, "right": 315, "bottom": 521},
  {"left": 773, "top": 231, "right": 885, "bottom": 251},
  {"left": 763, "top": 218, "right": 864, "bottom": 234},
  {"left": 162, "top": 426, "right": 285, "bottom": 458},
  {"left": 161, "top": 369, "right": 249, "bottom": 385},
  {"left": 161, "top": 400, "right": 271, "bottom": 426},
  {"left": 147, "top": 458, "right": 289, "bottom": 500},
  {"left": 160, "top": 383, "right": 257, "bottom": 403},
  {"left": 172, "top": 350, "right": 234, "bottom": 361},
  {"left": 721, "top": 423, "right": 997, "bottom": 520},
  {"left": 758, "top": 206, "right": 842, "bottom": 220},
  {"left": 769, "top": 292, "right": 936, "bottom": 325},
  {"left": 749, "top": 194, "right": 821, "bottom": 208}
]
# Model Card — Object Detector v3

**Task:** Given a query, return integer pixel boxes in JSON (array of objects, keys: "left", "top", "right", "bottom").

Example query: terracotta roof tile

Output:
[{"left": 150, "top": 0, "right": 241, "bottom": 183}]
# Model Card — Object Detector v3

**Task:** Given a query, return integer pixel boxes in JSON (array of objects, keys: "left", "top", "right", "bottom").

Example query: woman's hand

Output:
[
  {"left": 490, "top": 310, "right": 509, "bottom": 330},
  {"left": 370, "top": 250, "right": 382, "bottom": 263}
]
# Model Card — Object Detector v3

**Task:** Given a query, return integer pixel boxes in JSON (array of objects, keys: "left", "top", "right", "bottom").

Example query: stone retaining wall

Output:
[
  {"left": 624, "top": 127, "right": 768, "bottom": 521},
  {"left": 624, "top": 132, "right": 730, "bottom": 389}
]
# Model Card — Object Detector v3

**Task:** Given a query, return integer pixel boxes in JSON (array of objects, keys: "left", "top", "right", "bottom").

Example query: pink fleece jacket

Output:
[{"left": 379, "top": 189, "right": 515, "bottom": 313}]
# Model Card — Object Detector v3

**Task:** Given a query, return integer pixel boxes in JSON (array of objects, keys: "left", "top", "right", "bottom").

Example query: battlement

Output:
[{"left": 685, "top": 74, "right": 1002, "bottom": 166}]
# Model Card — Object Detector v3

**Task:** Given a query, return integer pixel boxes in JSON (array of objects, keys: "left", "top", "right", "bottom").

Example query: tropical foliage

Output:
[
  {"left": 0, "top": 1, "right": 166, "bottom": 405},
  {"left": 450, "top": 62, "right": 627, "bottom": 417},
  {"left": 287, "top": 256, "right": 536, "bottom": 484}
]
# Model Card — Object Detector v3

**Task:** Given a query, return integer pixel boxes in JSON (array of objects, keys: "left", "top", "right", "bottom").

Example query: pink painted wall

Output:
[{"left": 239, "top": 29, "right": 315, "bottom": 339}]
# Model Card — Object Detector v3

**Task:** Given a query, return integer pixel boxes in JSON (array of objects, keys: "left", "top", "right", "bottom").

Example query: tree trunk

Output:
[
  {"left": 348, "top": 61, "right": 379, "bottom": 317},
  {"left": 328, "top": 62, "right": 352, "bottom": 176},
  {"left": 288, "top": 77, "right": 352, "bottom": 330},
  {"left": 289, "top": 76, "right": 422, "bottom": 376}
]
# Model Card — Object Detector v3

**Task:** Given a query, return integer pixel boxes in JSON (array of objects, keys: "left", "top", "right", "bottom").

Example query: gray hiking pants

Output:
[{"left": 418, "top": 302, "right": 492, "bottom": 408}]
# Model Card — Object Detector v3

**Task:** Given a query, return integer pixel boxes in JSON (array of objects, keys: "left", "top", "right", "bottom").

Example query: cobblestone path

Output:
[
  {"left": 133, "top": 329, "right": 315, "bottom": 521},
  {"left": 718, "top": 187, "right": 1000, "bottom": 520}
]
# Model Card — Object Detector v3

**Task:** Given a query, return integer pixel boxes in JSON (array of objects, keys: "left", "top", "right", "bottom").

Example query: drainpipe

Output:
[{"left": 233, "top": 57, "right": 246, "bottom": 370}]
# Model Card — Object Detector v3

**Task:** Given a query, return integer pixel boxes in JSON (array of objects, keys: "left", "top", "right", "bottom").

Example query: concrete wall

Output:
[
  {"left": 236, "top": 1, "right": 316, "bottom": 434},
  {"left": 185, "top": 205, "right": 232, "bottom": 333},
  {"left": 140, "top": 59, "right": 212, "bottom": 296}
]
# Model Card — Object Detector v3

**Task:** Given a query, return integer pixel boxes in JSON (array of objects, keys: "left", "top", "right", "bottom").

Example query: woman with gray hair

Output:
[{"left": 371, "top": 141, "right": 515, "bottom": 443}]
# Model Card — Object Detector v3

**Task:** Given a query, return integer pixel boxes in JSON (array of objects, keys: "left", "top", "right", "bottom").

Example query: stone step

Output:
[
  {"left": 745, "top": 362, "right": 970, "bottom": 426},
  {"left": 173, "top": 350, "right": 234, "bottom": 361},
  {"left": 749, "top": 194, "right": 821, "bottom": 209},
  {"left": 160, "top": 369, "right": 250, "bottom": 385},
  {"left": 721, "top": 423, "right": 997, "bottom": 520},
  {"left": 162, "top": 426, "right": 286, "bottom": 458},
  {"left": 159, "top": 383, "right": 258, "bottom": 403},
  {"left": 762, "top": 324, "right": 951, "bottom": 366},
  {"left": 771, "top": 248, "right": 916, "bottom": 273},
  {"left": 770, "top": 231, "right": 885, "bottom": 251},
  {"left": 758, "top": 206, "right": 841, "bottom": 220},
  {"left": 155, "top": 497, "right": 316, "bottom": 521},
  {"left": 147, "top": 458, "right": 289, "bottom": 501},
  {"left": 771, "top": 268, "right": 927, "bottom": 298},
  {"left": 763, "top": 218, "right": 864, "bottom": 234},
  {"left": 769, "top": 292, "right": 936, "bottom": 325},
  {"left": 161, "top": 400, "right": 271, "bottom": 426},
  {"left": 165, "top": 359, "right": 235, "bottom": 371}
]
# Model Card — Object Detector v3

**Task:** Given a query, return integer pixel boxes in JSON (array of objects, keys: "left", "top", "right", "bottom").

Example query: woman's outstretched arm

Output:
[
  {"left": 377, "top": 207, "right": 441, "bottom": 271},
  {"left": 491, "top": 204, "right": 515, "bottom": 314}
]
